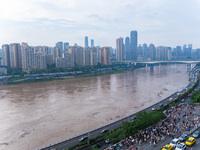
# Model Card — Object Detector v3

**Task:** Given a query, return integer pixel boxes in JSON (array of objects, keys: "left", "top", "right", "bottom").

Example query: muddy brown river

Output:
[{"left": 0, "top": 64, "right": 191, "bottom": 150}]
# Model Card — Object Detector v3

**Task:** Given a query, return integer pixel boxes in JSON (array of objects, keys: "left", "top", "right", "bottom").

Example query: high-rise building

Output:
[
  {"left": 130, "top": 31, "right": 138, "bottom": 61},
  {"left": 149, "top": 43, "right": 156, "bottom": 61},
  {"left": 91, "top": 39, "right": 94, "bottom": 47},
  {"left": 32, "top": 53, "right": 46, "bottom": 69},
  {"left": 53, "top": 46, "right": 62, "bottom": 60},
  {"left": 9, "top": 43, "right": 22, "bottom": 68},
  {"left": 64, "top": 42, "right": 69, "bottom": 52},
  {"left": 2, "top": 44, "right": 10, "bottom": 67},
  {"left": 143, "top": 43, "right": 148, "bottom": 58},
  {"left": 85, "top": 36, "right": 88, "bottom": 48},
  {"left": 176, "top": 46, "right": 182, "bottom": 60},
  {"left": 55, "top": 57, "right": 65, "bottom": 68},
  {"left": 188, "top": 44, "right": 192, "bottom": 50},
  {"left": 96, "top": 46, "right": 101, "bottom": 63},
  {"left": 156, "top": 46, "right": 169, "bottom": 61},
  {"left": 21, "top": 43, "right": 47, "bottom": 70},
  {"left": 116, "top": 37, "right": 125, "bottom": 61},
  {"left": 125, "top": 37, "right": 130, "bottom": 61},
  {"left": 45, "top": 54, "right": 54, "bottom": 66},
  {"left": 21, "top": 42, "right": 30, "bottom": 71},
  {"left": 100, "top": 47, "right": 110, "bottom": 65},
  {"left": 85, "top": 47, "right": 92, "bottom": 66},
  {"left": 56, "top": 41, "right": 64, "bottom": 53},
  {"left": 64, "top": 52, "right": 73, "bottom": 68},
  {"left": 137, "top": 44, "right": 143, "bottom": 56},
  {"left": 91, "top": 47, "right": 97, "bottom": 66},
  {"left": 77, "top": 46, "right": 84, "bottom": 66}
]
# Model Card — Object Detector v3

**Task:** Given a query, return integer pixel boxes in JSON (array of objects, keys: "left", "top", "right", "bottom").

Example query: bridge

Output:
[
  {"left": 112, "top": 60, "right": 200, "bottom": 64},
  {"left": 111, "top": 60, "right": 200, "bottom": 72}
]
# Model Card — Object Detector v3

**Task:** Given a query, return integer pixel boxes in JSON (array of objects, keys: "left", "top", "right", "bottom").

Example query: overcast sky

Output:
[{"left": 0, "top": 0, "right": 200, "bottom": 49}]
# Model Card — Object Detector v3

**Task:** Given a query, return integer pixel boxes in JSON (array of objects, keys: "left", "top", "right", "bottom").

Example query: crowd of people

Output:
[{"left": 105, "top": 103, "right": 200, "bottom": 150}]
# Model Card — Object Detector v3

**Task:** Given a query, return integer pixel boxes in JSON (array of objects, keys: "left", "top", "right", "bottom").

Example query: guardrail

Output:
[{"left": 37, "top": 67, "right": 199, "bottom": 150}]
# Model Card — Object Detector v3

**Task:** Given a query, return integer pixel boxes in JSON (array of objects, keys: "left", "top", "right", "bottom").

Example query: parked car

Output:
[
  {"left": 175, "top": 143, "right": 186, "bottom": 150},
  {"left": 79, "top": 136, "right": 88, "bottom": 142},
  {"left": 130, "top": 116, "right": 136, "bottom": 121},
  {"left": 192, "top": 131, "right": 200, "bottom": 138},
  {"left": 105, "top": 139, "right": 110, "bottom": 144},
  {"left": 162, "top": 144, "right": 173, "bottom": 150},
  {"left": 178, "top": 134, "right": 188, "bottom": 142},
  {"left": 169, "top": 98, "right": 173, "bottom": 102},
  {"left": 170, "top": 138, "right": 180, "bottom": 147},
  {"left": 185, "top": 137, "right": 196, "bottom": 146},
  {"left": 101, "top": 129, "right": 109, "bottom": 134}
]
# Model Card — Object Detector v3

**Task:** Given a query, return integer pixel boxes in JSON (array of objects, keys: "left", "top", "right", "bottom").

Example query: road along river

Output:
[{"left": 0, "top": 64, "right": 191, "bottom": 150}]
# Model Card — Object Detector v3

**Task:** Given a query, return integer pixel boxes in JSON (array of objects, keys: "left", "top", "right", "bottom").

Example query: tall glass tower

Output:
[
  {"left": 125, "top": 37, "right": 130, "bottom": 61},
  {"left": 85, "top": 36, "right": 88, "bottom": 48},
  {"left": 91, "top": 39, "right": 94, "bottom": 47},
  {"left": 130, "top": 31, "right": 138, "bottom": 61}
]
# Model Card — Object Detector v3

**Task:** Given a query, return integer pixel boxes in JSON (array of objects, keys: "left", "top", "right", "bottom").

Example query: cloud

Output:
[{"left": 1, "top": 0, "right": 200, "bottom": 48}]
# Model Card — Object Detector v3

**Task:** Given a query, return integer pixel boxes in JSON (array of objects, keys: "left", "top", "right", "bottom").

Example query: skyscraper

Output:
[
  {"left": 85, "top": 36, "right": 88, "bottom": 48},
  {"left": 64, "top": 42, "right": 69, "bottom": 52},
  {"left": 100, "top": 47, "right": 110, "bottom": 65},
  {"left": 149, "top": 43, "right": 156, "bottom": 61},
  {"left": 91, "top": 39, "right": 94, "bottom": 47},
  {"left": 116, "top": 37, "right": 125, "bottom": 61},
  {"left": 2, "top": 44, "right": 10, "bottom": 67},
  {"left": 53, "top": 46, "right": 62, "bottom": 60},
  {"left": 56, "top": 41, "right": 64, "bottom": 53},
  {"left": 9, "top": 43, "right": 22, "bottom": 68},
  {"left": 130, "top": 31, "right": 138, "bottom": 61},
  {"left": 85, "top": 47, "right": 92, "bottom": 66},
  {"left": 143, "top": 43, "right": 148, "bottom": 58},
  {"left": 125, "top": 37, "right": 130, "bottom": 61}
]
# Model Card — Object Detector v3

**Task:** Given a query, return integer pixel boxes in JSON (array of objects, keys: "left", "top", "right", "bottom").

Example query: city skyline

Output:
[{"left": 0, "top": 0, "right": 200, "bottom": 49}]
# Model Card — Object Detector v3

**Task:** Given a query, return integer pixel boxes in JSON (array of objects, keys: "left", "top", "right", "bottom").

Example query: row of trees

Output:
[{"left": 6, "top": 63, "right": 131, "bottom": 76}]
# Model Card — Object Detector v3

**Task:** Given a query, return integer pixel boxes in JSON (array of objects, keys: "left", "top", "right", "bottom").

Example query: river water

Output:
[{"left": 0, "top": 64, "right": 191, "bottom": 150}]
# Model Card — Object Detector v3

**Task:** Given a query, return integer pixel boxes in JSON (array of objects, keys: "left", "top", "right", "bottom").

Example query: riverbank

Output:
[{"left": 6, "top": 68, "right": 128, "bottom": 85}]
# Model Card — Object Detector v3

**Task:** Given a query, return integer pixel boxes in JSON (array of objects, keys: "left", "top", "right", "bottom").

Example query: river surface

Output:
[{"left": 0, "top": 64, "right": 192, "bottom": 150}]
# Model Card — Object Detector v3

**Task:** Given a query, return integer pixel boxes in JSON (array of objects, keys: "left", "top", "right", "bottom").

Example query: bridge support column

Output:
[
  {"left": 150, "top": 64, "right": 154, "bottom": 71},
  {"left": 187, "top": 64, "right": 192, "bottom": 72},
  {"left": 131, "top": 64, "right": 134, "bottom": 71}
]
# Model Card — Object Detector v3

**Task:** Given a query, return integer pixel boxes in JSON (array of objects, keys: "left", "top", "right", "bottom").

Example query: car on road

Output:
[
  {"left": 130, "top": 116, "right": 136, "bottom": 121},
  {"left": 185, "top": 137, "right": 196, "bottom": 146},
  {"left": 175, "top": 143, "right": 186, "bottom": 150},
  {"left": 192, "top": 130, "right": 200, "bottom": 138},
  {"left": 178, "top": 134, "right": 188, "bottom": 142},
  {"left": 162, "top": 144, "right": 173, "bottom": 150},
  {"left": 105, "top": 139, "right": 110, "bottom": 144},
  {"left": 101, "top": 129, "right": 109, "bottom": 134},
  {"left": 169, "top": 98, "right": 173, "bottom": 102},
  {"left": 79, "top": 136, "right": 88, "bottom": 142},
  {"left": 170, "top": 138, "right": 180, "bottom": 147},
  {"left": 159, "top": 103, "right": 163, "bottom": 107},
  {"left": 152, "top": 106, "right": 157, "bottom": 111},
  {"left": 181, "top": 99, "right": 185, "bottom": 102}
]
